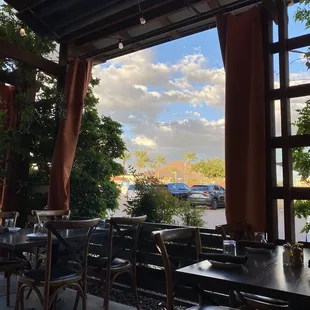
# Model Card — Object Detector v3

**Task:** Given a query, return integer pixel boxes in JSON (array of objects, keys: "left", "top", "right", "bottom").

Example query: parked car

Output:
[
  {"left": 188, "top": 184, "right": 225, "bottom": 209},
  {"left": 126, "top": 184, "right": 137, "bottom": 201},
  {"left": 165, "top": 182, "right": 191, "bottom": 200}
]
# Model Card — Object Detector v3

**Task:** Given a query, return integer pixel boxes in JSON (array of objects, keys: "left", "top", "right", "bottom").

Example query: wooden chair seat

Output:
[
  {"left": 20, "top": 266, "right": 81, "bottom": 284},
  {"left": 89, "top": 257, "right": 131, "bottom": 272},
  {"left": 236, "top": 292, "right": 288, "bottom": 307}
]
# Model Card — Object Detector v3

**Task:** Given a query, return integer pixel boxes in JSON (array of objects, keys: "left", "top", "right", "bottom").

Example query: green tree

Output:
[
  {"left": 135, "top": 150, "right": 150, "bottom": 173},
  {"left": 148, "top": 161, "right": 157, "bottom": 172},
  {"left": 183, "top": 152, "right": 197, "bottom": 183},
  {"left": 191, "top": 158, "right": 225, "bottom": 180},
  {"left": 0, "top": 4, "right": 126, "bottom": 220},
  {"left": 155, "top": 155, "right": 166, "bottom": 178},
  {"left": 120, "top": 152, "right": 131, "bottom": 173}
]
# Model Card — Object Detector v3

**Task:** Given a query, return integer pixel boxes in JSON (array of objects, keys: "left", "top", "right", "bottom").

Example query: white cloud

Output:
[{"left": 132, "top": 135, "right": 156, "bottom": 149}]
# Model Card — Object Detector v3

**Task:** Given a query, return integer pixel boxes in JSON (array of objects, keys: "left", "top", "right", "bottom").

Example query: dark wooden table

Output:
[
  {"left": 0, "top": 227, "right": 108, "bottom": 251},
  {"left": 176, "top": 247, "right": 310, "bottom": 309}
]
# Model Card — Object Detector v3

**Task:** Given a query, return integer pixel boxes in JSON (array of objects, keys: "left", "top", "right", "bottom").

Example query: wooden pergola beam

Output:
[{"left": 0, "top": 38, "right": 65, "bottom": 77}]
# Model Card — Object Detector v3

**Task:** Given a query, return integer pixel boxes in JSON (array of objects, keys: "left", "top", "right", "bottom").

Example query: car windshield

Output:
[
  {"left": 128, "top": 184, "right": 135, "bottom": 190},
  {"left": 167, "top": 183, "right": 177, "bottom": 190},
  {"left": 191, "top": 186, "right": 209, "bottom": 191}
]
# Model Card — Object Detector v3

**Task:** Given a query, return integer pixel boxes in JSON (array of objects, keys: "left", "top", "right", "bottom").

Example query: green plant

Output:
[
  {"left": 294, "top": 200, "right": 310, "bottom": 234},
  {"left": 125, "top": 173, "right": 205, "bottom": 226},
  {"left": 177, "top": 201, "right": 205, "bottom": 227},
  {"left": 125, "top": 174, "right": 179, "bottom": 224}
]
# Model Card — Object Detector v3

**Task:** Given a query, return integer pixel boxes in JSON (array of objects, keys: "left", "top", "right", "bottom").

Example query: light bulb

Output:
[
  {"left": 140, "top": 16, "right": 146, "bottom": 25},
  {"left": 118, "top": 40, "right": 124, "bottom": 50},
  {"left": 19, "top": 27, "right": 26, "bottom": 37}
]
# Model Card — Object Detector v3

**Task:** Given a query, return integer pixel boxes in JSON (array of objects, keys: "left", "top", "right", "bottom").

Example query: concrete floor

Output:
[{"left": 0, "top": 274, "right": 134, "bottom": 310}]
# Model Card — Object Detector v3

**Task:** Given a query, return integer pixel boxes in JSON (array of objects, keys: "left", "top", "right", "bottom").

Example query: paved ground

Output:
[{"left": 116, "top": 194, "right": 309, "bottom": 242}]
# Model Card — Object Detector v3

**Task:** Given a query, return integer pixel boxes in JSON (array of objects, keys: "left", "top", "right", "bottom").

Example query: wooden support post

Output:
[
  {"left": 277, "top": 0, "right": 294, "bottom": 242},
  {"left": 262, "top": 7, "right": 278, "bottom": 241}
]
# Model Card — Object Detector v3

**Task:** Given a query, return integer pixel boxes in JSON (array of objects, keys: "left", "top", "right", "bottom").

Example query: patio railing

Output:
[{"left": 88, "top": 222, "right": 229, "bottom": 307}]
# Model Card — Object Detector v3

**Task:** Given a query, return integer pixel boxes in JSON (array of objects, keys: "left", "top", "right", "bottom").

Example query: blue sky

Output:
[{"left": 92, "top": 4, "right": 310, "bottom": 164}]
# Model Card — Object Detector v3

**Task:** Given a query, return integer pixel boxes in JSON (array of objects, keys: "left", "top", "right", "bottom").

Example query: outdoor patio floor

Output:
[{"left": 0, "top": 274, "right": 135, "bottom": 310}]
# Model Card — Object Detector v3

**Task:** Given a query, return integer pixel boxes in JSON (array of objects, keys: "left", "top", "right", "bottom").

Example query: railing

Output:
[{"left": 88, "top": 222, "right": 230, "bottom": 307}]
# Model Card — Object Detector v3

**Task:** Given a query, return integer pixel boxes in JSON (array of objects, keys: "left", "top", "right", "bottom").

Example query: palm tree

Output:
[
  {"left": 135, "top": 151, "right": 150, "bottom": 173},
  {"left": 169, "top": 166, "right": 177, "bottom": 182},
  {"left": 155, "top": 155, "right": 166, "bottom": 178},
  {"left": 148, "top": 162, "right": 157, "bottom": 172},
  {"left": 183, "top": 152, "right": 197, "bottom": 184},
  {"left": 120, "top": 152, "right": 131, "bottom": 173}
]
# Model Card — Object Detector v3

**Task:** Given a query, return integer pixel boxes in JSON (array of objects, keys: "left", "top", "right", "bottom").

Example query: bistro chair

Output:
[
  {"left": 215, "top": 223, "right": 252, "bottom": 241},
  {"left": 216, "top": 223, "right": 288, "bottom": 310},
  {"left": 14, "top": 217, "right": 100, "bottom": 310},
  {"left": 0, "top": 211, "right": 25, "bottom": 306},
  {"left": 152, "top": 227, "right": 238, "bottom": 310},
  {"left": 88, "top": 215, "right": 146, "bottom": 310},
  {"left": 25, "top": 209, "right": 71, "bottom": 299},
  {"left": 32, "top": 209, "right": 71, "bottom": 224}
]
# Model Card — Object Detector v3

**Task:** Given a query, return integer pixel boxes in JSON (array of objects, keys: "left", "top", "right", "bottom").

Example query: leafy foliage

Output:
[
  {"left": 191, "top": 158, "right": 225, "bottom": 179},
  {"left": 292, "top": 2, "right": 310, "bottom": 238},
  {"left": 294, "top": 201, "right": 310, "bottom": 233},
  {"left": 125, "top": 173, "right": 205, "bottom": 226},
  {"left": 135, "top": 150, "right": 150, "bottom": 173},
  {"left": 0, "top": 4, "right": 126, "bottom": 220}
]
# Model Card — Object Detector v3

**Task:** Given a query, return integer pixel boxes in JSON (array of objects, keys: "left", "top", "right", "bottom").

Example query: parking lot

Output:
[{"left": 116, "top": 194, "right": 309, "bottom": 242}]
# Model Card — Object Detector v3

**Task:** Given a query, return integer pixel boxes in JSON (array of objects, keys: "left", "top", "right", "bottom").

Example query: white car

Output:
[{"left": 126, "top": 184, "right": 137, "bottom": 201}]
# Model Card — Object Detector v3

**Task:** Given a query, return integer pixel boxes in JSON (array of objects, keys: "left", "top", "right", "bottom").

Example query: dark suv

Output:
[
  {"left": 165, "top": 182, "right": 191, "bottom": 200},
  {"left": 188, "top": 184, "right": 225, "bottom": 209}
]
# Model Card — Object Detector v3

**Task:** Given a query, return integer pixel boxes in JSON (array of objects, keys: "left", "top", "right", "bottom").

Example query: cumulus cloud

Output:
[{"left": 92, "top": 48, "right": 310, "bottom": 161}]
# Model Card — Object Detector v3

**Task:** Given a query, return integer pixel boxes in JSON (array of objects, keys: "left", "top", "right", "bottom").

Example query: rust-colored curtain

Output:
[
  {"left": 48, "top": 58, "right": 92, "bottom": 210},
  {"left": 0, "top": 84, "right": 19, "bottom": 211},
  {"left": 216, "top": 7, "right": 266, "bottom": 232}
]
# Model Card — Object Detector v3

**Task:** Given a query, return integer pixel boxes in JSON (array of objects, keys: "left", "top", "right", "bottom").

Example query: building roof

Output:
[{"left": 5, "top": 0, "right": 261, "bottom": 64}]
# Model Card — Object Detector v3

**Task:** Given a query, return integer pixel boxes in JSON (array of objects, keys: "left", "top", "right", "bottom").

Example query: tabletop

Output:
[
  {"left": 176, "top": 247, "right": 310, "bottom": 307},
  {"left": 0, "top": 227, "right": 109, "bottom": 251}
]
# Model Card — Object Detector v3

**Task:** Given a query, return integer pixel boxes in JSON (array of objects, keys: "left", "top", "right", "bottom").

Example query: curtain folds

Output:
[
  {"left": 216, "top": 7, "right": 266, "bottom": 232},
  {"left": 48, "top": 58, "right": 92, "bottom": 210}
]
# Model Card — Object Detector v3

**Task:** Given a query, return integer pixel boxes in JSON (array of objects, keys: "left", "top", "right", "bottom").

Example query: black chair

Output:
[{"left": 153, "top": 227, "right": 238, "bottom": 310}]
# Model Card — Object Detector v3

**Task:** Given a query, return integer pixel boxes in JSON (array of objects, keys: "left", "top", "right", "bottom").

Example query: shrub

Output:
[{"left": 125, "top": 173, "right": 205, "bottom": 227}]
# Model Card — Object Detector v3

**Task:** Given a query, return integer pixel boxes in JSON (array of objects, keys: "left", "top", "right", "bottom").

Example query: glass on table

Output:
[
  {"left": 4, "top": 218, "right": 14, "bottom": 228},
  {"left": 33, "top": 223, "right": 42, "bottom": 234},
  {"left": 62, "top": 215, "right": 70, "bottom": 221},
  {"left": 254, "top": 232, "right": 267, "bottom": 243},
  {"left": 223, "top": 240, "right": 236, "bottom": 256},
  {"left": 99, "top": 219, "right": 106, "bottom": 229}
]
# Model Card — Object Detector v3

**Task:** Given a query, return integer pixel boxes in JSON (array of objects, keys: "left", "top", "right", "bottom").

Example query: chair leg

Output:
[
  {"left": 73, "top": 290, "right": 80, "bottom": 310},
  {"left": 104, "top": 276, "right": 112, "bottom": 310},
  {"left": 6, "top": 272, "right": 11, "bottom": 307},
  {"left": 14, "top": 282, "right": 22, "bottom": 310},
  {"left": 130, "top": 269, "right": 140, "bottom": 310}
]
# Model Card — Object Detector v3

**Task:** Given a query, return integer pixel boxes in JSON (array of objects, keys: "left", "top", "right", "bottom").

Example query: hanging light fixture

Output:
[
  {"left": 118, "top": 39, "right": 124, "bottom": 50},
  {"left": 19, "top": 24, "right": 26, "bottom": 36},
  {"left": 138, "top": 0, "right": 146, "bottom": 25}
]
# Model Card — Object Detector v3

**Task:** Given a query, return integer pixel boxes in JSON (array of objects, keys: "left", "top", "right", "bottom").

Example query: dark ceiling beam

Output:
[
  {"left": 62, "top": 0, "right": 178, "bottom": 43},
  {"left": 0, "top": 38, "right": 65, "bottom": 77},
  {"left": 206, "top": 0, "right": 221, "bottom": 9},
  {"left": 158, "top": 16, "right": 180, "bottom": 39},
  {"left": 81, "top": 0, "right": 258, "bottom": 59},
  {"left": 53, "top": 0, "right": 147, "bottom": 35},
  {"left": 4, "top": 0, "right": 42, "bottom": 10},
  {"left": 74, "top": 0, "right": 202, "bottom": 47},
  {"left": 96, "top": 22, "right": 216, "bottom": 63}
]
